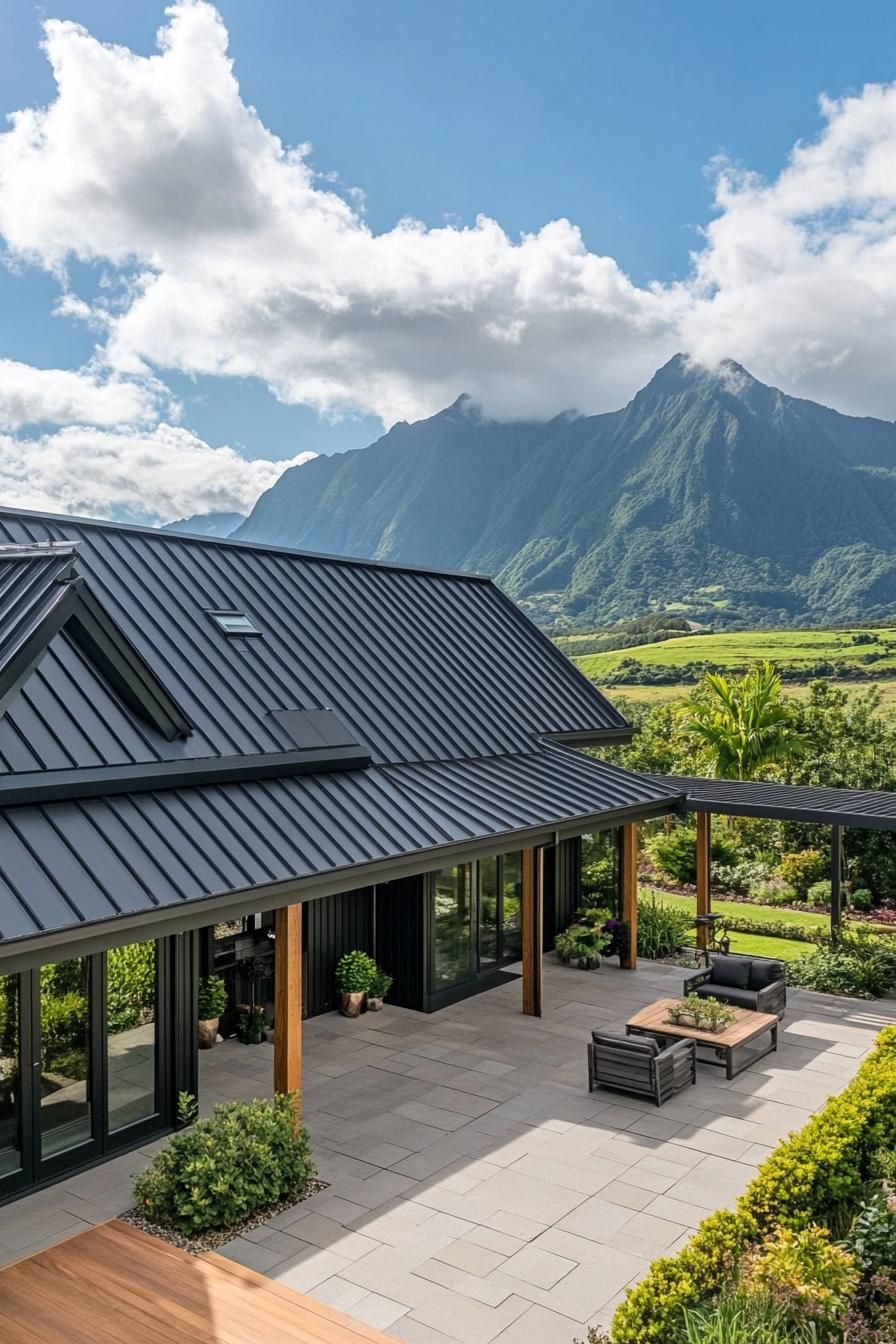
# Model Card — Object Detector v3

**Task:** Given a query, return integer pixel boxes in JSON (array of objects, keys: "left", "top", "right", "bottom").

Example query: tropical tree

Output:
[{"left": 683, "top": 662, "right": 805, "bottom": 780}]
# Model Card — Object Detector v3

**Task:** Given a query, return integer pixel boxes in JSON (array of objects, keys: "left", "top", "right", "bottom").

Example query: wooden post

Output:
[
  {"left": 521, "top": 846, "right": 544, "bottom": 1017},
  {"left": 621, "top": 823, "right": 638, "bottom": 969},
  {"left": 274, "top": 903, "right": 302, "bottom": 1115},
  {"left": 696, "top": 812, "right": 711, "bottom": 954},
  {"left": 831, "top": 825, "right": 843, "bottom": 937}
]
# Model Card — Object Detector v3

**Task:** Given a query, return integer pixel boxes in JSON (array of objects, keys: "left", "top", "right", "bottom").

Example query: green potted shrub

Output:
[
  {"left": 701, "top": 996, "right": 736, "bottom": 1033},
  {"left": 367, "top": 966, "right": 393, "bottom": 1012},
  {"left": 555, "top": 923, "right": 610, "bottom": 970},
  {"left": 335, "top": 950, "right": 377, "bottom": 1017},
  {"left": 237, "top": 1005, "right": 267, "bottom": 1045},
  {"left": 197, "top": 974, "right": 227, "bottom": 1050}
]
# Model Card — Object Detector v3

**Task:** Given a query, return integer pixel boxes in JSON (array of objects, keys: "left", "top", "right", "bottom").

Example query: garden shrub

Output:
[
  {"left": 40, "top": 991, "right": 88, "bottom": 1077},
  {"left": 636, "top": 895, "right": 693, "bottom": 960},
  {"left": 720, "top": 911, "right": 819, "bottom": 944},
  {"left": 850, "top": 889, "right": 873, "bottom": 912},
  {"left": 710, "top": 859, "right": 772, "bottom": 895},
  {"left": 647, "top": 826, "right": 740, "bottom": 886},
  {"left": 741, "top": 1225, "right": 858, "bottom": 1334},
  {"left": 133, "top": 1093, "right": 314, "bottom": 1234},
  {"left": 807, "top": 880, "right": 832, "bottom": 907},
  {"left": 334, "top": 950, "right": 377, "bottom": 993},
  {"left": 611, "top": 1026, "right": 896, "bottom": 1343},
  {"left": 787, "top": 927, "right": 896, "bottom": 999},
  {"left": 680, "top": 1289, "right": 819, "bottom": 1344},
  {"left": 847, "top": 1192, "right": 896, "bottom": 1275},
  {"left": 750, "top": 877, "right": 797, "bottom": 906},
  {"left": 776, "top": 849, "right": 828, "bottom": 899}
]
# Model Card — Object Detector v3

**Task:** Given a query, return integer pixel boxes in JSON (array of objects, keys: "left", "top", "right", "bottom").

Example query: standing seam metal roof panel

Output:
[
  {"left": 0, "top": 509, "right": 628, "bottom": 770},
  {"left": 0, "top": 749, "right": 680, "bottom": 944}
]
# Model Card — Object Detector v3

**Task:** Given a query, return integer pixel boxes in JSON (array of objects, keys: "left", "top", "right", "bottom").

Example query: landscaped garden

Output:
[{"left": 583, "top": 1025, "right": 896, "bottom": 1344}]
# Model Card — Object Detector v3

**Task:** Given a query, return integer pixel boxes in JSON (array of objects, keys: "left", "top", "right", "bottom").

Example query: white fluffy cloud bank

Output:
[
  {"left": 0, "top": 424, "right": 315, "bottom": 523},
  {"left": 2, "top": 0, "right": 896, "bottom": 468}
]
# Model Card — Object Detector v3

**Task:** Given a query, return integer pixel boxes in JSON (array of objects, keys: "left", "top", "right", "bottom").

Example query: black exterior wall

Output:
[
  {"left": 544, "top": 837, "right": 582, "bottom": 949},
  {"left": 304, "top": 888, "right": 375, "bottom": 1017},
  {"left": 374, "top": 875, "right": 428, "bottom": 1010}
]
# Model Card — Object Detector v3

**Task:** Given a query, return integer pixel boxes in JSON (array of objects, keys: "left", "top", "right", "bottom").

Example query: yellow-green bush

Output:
[{"left": 611, "top": 1026, "right": 896, "bottom": 1343}]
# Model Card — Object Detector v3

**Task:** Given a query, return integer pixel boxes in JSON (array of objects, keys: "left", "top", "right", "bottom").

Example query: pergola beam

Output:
[
  {"left": 696, "top": 812, "right": 711, "bottom": 954},
  {"left": 521, "top": 846, "right": 544, "bottom": 1017},
  {"left": 621, "top": 823, "right": 638, "bottom": 969},
  {"left": 274, "top": 903, "right": 302, "bottom": 1115}
]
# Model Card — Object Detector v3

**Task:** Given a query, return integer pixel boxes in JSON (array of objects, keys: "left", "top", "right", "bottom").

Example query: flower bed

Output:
[{"left": 610, "top": 1026, "right": 896, "bottom": 1343}]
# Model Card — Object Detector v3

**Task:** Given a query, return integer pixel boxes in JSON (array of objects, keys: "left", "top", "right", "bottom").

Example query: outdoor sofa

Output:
[
  {"left": 684, "top": 953, "right": 787, "bottom": 1018},
  {"left": 587, "top": 1029, "right": 696, "bottom": 1106}
]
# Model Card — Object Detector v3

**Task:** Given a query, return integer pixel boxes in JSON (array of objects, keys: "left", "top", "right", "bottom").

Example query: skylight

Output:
[{"left": 208, "top": 610, "right": 262, "bottom": 636}]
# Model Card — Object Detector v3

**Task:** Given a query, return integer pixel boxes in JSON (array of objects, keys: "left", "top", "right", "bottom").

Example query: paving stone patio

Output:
[{"left": 4, "top": 958, "right": 896, "bottom": 1342}]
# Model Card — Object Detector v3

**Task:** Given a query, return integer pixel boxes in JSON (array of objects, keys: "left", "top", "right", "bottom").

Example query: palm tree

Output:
[{"left": 683, "top": 662, "right": 805, "bottom": 780}]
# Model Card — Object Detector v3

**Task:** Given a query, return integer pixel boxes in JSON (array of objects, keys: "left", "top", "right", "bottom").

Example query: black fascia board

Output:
[
  {"left": 65, "top": 584, "right": 193, "bottom": 741},
  {"left": 0, "top": 744, "right": 372, "bottom": 807},
  {"left": 544, "top": 727, "right": 635, "bottom": 747},
  {"left": 0, "top": 793, "right": 679, "bottom": 972},
  {"left": 0, "top": 580, "right": 81, "bottom": 719},
  {"left": 681, "top": 795, "right": 896, "bottom": 832}
]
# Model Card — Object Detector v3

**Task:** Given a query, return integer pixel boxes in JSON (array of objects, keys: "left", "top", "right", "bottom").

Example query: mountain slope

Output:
[{"left": 234, "top": 357, "right": 896, "bottom": 627}]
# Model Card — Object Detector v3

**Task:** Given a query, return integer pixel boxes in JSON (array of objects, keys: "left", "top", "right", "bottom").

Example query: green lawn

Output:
[{"left": 641, "top": 887, "right": 822, "bottom": 963}]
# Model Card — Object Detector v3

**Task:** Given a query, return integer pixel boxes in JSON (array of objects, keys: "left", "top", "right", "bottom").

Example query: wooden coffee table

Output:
[{"left": 626, "top": 997, "right": 778, "bottom": 1080}]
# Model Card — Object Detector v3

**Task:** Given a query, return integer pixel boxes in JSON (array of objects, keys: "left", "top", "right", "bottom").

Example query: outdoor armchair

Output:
[
  {"left": 587, "top": 1029, "right": 696, "bottom": 1106},
  {"left": 684, "top": 953, "right": 786, "bottom": 1018}
]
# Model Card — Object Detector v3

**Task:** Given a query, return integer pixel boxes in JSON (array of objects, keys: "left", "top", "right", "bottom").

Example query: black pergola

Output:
[{"left": 645, "top": 774, "right": 896, "bottom": 932}]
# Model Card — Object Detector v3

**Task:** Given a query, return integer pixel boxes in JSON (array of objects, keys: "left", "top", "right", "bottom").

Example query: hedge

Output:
[{"left": 611, "top": 1025, "right": 896, "bottom": 1343}]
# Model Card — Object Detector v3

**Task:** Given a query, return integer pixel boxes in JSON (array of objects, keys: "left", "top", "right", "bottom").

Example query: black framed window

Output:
[
  {"left": 0, "top": 974, "right": 21, "bottom": 1179},
  {"left": 432, "top": 864, "right": 476, "bottom": 990},
  {"left": 581, "top": 830, "right": 621, "bottom": 914},
  {"left": 106, "top": 940, "right": 159, "bottom": 1135}
]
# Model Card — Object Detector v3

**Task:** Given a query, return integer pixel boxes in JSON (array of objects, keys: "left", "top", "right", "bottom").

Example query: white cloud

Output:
[
  {"left": 0, "top": 423, "right": 315, "bottom": 523},
  {"left": 2, "top": 1, "right": 896, "bottom": 428},
  {"left": 0, "top": 359, "right": 160, "bottom": 429}
]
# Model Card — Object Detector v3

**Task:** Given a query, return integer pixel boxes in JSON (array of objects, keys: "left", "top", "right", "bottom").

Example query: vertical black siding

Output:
[
  {"left": 375, "top": 873, "right": 428, "bottom": 1011},
  {"left": 303, "top": 887, "right": 374, "bottom": 1017},
  {"left": 547, "top": 836, "right": 582, "bottom": 944}
]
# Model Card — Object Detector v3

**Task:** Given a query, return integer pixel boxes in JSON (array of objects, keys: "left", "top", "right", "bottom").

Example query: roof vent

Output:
[{"left": 208, "top": 610, "right": 262, "bottom": 637}]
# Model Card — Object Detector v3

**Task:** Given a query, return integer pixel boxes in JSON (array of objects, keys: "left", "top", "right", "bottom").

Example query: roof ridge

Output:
[{"left": 0, "top": 505, "right": 493, "bottom": 584}]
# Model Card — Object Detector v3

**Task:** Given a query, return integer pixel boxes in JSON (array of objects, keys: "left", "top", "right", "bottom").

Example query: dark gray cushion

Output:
[
  {"left": 748, "top": 959, "right": 784, "bottom": 990},
  {"left": 592, "top": 1030, "right": 659, "bottom": 1055},
  {"left": 710, "top": 956, "right": 752, "bottom": 989},
  {"left": 695, "top": 983, "right": 756, "bottom": 1009}
]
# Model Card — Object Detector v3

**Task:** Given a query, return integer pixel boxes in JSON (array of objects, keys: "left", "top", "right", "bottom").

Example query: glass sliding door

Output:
[
  {"left": 500, "top": 853, "right": 523, "bottom": 961},
  {"left": 0, "top": 974, "right": 21, "bottom": 1178},
  {"left": 479, "top": 857, "right": 499, "bottom": 968},
  {"left": 39, "top": 957, "right": 93, "bottom": 1160},
  {"left": 432, "top": 864, "right": 476, "bottom": 990},
  {"left": 107, "top": 941, "right": 158, "bottom": 1135}
]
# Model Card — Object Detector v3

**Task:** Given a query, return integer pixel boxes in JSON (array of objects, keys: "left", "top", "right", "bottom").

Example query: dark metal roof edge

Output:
[
  {"left": 543, "top": 727, "right": 635, "bottom": 747},
  {"left": 0, "top": 745, "right": 372, "bottom": 807},
  {"left": 0, "top": 505, "right": 495, "bottom": 584},
  {"left": 682, "top": 795, "right": 896, "bottom": 831},
  {"left": 649, "top": 772, "right": 896, "bottom": 831},
  {"left": 0, "top": 795, "right": 677, "bottom": 970},
  {"left": 0, "top": 580, "right": 80, "bottom": 718}
]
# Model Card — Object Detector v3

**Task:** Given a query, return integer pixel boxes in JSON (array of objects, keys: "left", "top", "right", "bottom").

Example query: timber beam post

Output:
[
  {"left": 696, "top": 812, "right": 711, "bottom": 954},
  {"left": 621, "top": 823, "right": 638, "bottom": 969},
  {"left": 274, "top": 902, "right": 302, "bottom": 1116},
  {"left": 521, "top": 846, "right": 544, "bottom": 1017}
]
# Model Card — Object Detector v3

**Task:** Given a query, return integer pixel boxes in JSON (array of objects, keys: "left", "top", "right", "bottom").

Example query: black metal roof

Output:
[
  {"left": 0, "top": 746, "right": 679, "bottom": 958},
  {"left": 0, "top": 508, "right": 677, "bottom": 957},
  {"left": 0, "top": 508, "right": 630, "bottom": 773},
  {"left": 653, "top": 773, "right": 896, "bottom": 831},
  {"left": 0, "top": 543, "right": 81, "bottom": 717}
]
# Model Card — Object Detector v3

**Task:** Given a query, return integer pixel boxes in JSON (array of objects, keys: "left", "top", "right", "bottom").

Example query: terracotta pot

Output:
[
  {"left": 340, "top": 991, "right": 366, "bottom": 1018},
  {"left": 197, "top": 1017, "right": 219, "bottom": 1049},
  {"left": 367, "top": 996, "right": 384, "bottom": 1012}
]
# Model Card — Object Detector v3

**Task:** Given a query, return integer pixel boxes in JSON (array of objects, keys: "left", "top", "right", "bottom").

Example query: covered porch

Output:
[{"left": 4, "top": 958, "right": 894, "bottom": 1343}]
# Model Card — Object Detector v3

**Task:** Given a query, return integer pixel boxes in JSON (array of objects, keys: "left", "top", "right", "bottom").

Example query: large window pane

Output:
[
  {"left": 433, "top": 865, "right": 475, "bottom": 989},
  {"left": 479, "top": 857, "right": 498, "bottom": 967},
  {"left": 0, "top": 975, "right": 20, "bottom": 1176},
  {"left": 581, "top": 830, "right": 620, "bottom": 912},
  {"left": 40, "top": 958, "right": 91, "bottom": 1159},
  {"left": 501, "top": 852, "right": 523, "bottom": 961},
  {"left": 107, "top": 941, "right": 158, "bottom": 1133}
]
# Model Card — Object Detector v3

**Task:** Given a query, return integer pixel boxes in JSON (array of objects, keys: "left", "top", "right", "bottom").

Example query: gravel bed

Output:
[{"left": 119, "top": 1177, "right": 327, "bottom": 1255}]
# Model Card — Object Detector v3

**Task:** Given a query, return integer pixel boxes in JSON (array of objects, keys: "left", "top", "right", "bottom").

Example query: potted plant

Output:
[
  {"left": 665, "top": 999, "right": 686, "bottom": 1025},
  {"left": 197, "top": 974, "right": 227, "bottom": 1049},
  {"left": 237, "top": 1005, "right": 267, "bottom": 1044},
  {"left": 367, "top": 966, "right": 393, "bottom": 1012},
  {"left": 602, "top": 917, "right": 631, "bottom": 965},
  {"left": 335, "top": 950, "right": 377, "bottom": 1017},
  {"left": 701, "top": 996, "right": 735, "bottom": 1033},
  {"left": 555, "top": 923, "right": 611, "bottom": 970}
]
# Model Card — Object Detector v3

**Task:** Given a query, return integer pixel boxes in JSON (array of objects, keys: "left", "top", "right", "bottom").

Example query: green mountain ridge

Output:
[{"left": 233, "top": 356, "right": 896, "bottom": 628}]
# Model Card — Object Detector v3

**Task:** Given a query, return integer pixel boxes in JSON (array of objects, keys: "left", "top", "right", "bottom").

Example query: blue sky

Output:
[{"left": 1, "top": 0, "right": 896, "bottom": 520}]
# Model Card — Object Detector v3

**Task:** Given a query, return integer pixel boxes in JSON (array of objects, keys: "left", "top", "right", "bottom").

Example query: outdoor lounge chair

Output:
[
  {"left": 684, "top": 953, "right": 787, "bottom": 1018},
  {"left": 587, "top": 1029, "right": 696, "bottom": 1106}
]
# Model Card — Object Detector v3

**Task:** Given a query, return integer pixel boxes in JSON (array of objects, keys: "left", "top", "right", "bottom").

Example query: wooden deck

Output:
[{"left": 0, "top": 1218, "right": 400, "bottom": 1343}]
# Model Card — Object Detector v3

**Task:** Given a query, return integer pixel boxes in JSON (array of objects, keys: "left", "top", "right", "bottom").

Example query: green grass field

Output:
[
  {"left": 571, "top": 626, "right": 896, "bottom": 681},
  {"left": 562, "top": 625, "right": 896, "bottom": 710}
]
